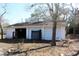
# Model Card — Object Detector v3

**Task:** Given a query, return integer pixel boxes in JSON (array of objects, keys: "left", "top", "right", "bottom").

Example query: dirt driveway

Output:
[{"left": 0, "top": 40, "right": 79, "bottom": 56}]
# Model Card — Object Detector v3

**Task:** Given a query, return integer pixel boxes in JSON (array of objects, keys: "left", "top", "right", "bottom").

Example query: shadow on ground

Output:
[{"left": 0, "top": 39, "right": 52, "bottom": 44}]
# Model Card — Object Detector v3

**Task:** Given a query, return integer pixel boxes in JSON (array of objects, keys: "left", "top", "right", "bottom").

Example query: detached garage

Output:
[{"left": 5, "top": 20, "right": 66, "bottom": 41}]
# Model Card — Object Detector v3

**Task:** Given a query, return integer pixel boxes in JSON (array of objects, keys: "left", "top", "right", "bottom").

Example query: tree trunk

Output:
[
  {"left": 0, "top": 24, "right": 3, "bottom": 40},
  {"left": 51, "top": 21, "right": 57, "bottom": 46},
  {"left": 72, "top": 25, "right": 75, "bottom": 38}
]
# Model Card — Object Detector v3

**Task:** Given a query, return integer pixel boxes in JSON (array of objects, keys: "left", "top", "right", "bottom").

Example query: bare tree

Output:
[
  {"left": 47, "top": 3, "right": 60, "bottom": 46},
  {"left": 30, "top": 3, "right": 70, "bottom": 46},
  {"left": 0, "top": 4, "right": 7, "bottom": 39},
  {"left": 70, "top": 4, "right": 78, "bottom": 35}
]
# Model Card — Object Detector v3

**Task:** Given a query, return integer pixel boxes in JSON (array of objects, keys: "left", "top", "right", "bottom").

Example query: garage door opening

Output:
[
  {"left": 15, "top": 28, "right": 26, "bottom": 39},
  {"left": 31, "top": 30, "right": 42, "bottom": 40}
]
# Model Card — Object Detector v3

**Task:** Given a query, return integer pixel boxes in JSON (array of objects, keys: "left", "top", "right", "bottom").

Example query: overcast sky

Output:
[{"left": 0, "top": 3, "right": 79, "bottom": 25}]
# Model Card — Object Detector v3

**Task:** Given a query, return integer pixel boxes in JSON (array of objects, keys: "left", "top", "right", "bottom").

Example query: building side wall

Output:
[
  {"left": 6, "top": 28, "right": 15, "bottom": 39},
  {"left": 6, "top": 22, "right": 66, "bottom": 40},
  {"left": 60, "top": 26, "right": 65, "bottom": 39},
  {"left": 26, "top": 27, "right": 64, "bottom": 40}
]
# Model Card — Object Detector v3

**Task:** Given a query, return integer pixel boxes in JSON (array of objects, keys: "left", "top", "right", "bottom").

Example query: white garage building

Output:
[{"left": 5, "top": 20, "right": 66, "bottom": 41}]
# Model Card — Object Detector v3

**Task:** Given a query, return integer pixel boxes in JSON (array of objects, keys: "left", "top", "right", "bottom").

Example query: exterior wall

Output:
[
  {"left": 60, "top": 26, "right": 65, "bottom": 39},
  {"left": 56, "top": 27, "right": 62, "bottom": 40},
  {"left": 6, "top": 22, "right": 66, "bottom": 40},
  {"left": 26, "top": 22, "right": 53, "bottom": 40},
  {"left": 26, "top": 27, "right": 65, "bottom": 40},
  {"left": 27, "top": 27, "right": 53, "bottom": 40},
  {"left": 6, "top": 28, "right": 15, "bottom": 39},
  {"left": 56, "top": 26, "right": 65, "bottom": 40},
  {"left": 43, "top": 28, "right": 52, "bottom": 40},
  {"left": 6, "top": 27, "right": 65, "bottom": 40},
  {"left": 26, "top": 27, "right": 43, "bottom": 39}
]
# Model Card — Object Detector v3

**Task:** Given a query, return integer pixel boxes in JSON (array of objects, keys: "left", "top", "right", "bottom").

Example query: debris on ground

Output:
[{"left": 0, "top": 39, "right": 79, "bottom": 56}]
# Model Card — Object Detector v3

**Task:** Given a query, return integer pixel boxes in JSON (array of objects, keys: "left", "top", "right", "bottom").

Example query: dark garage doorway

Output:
[
  {"left": 15, "top": 28, "right": 26, "bottom": 39},
  {"left": 31, "top": 30, "right": 42, "bottom": 40}
]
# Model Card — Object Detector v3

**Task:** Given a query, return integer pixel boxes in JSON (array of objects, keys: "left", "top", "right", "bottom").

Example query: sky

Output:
[
  {"left": 0, "top": 3, "right": 33, "bottom": 24},
  {"left": 0, "top": 3, "right": 79, "bottom": 25}
]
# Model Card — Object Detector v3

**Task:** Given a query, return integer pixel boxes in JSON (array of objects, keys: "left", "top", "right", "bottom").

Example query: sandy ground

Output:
[{"left": 0, "top": 40, "right": 79, "bottom": 56}]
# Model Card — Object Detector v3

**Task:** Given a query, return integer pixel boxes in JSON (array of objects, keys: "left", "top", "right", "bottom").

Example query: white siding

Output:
[
  {"left": 26, "top": 27, "right": 52, "bottom": 40},
  {"left": 6, "top": 22, "right": 65, "bottom": 40},
  {"left": 43, "top": 27, "right": 65, "bottom": 40},
  {"left": 56, "top": 27, "right": 62, "bottom": 40},
  {"left": 56, "top": 26, "right": 65, "bottom": 40},
  {"left": 26, "top": 27, "right": 65, "bottom": 40},
  {"left": 6, "top": 28, "right": 15, "bottom": 39},
  {"left": 41, "top": 28, "right": 45, "bottom": 40},
  {"left": 27, "top": 28, "right": 31, "bottom": 39},
  {"left": 6, "top": 27, "right": 65, "bottom": 40},
  {"left": 26, "top": 27, "right": 42, "bottom": 39},
  {"left": 26, "top": 28, "right": 28, "bottom": 39},
  {"left": 61, "top": 27, "right": 65, "bottom": 39},
  {"left": 43, "top": 28, "right": 52, "bottom": 40}
]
